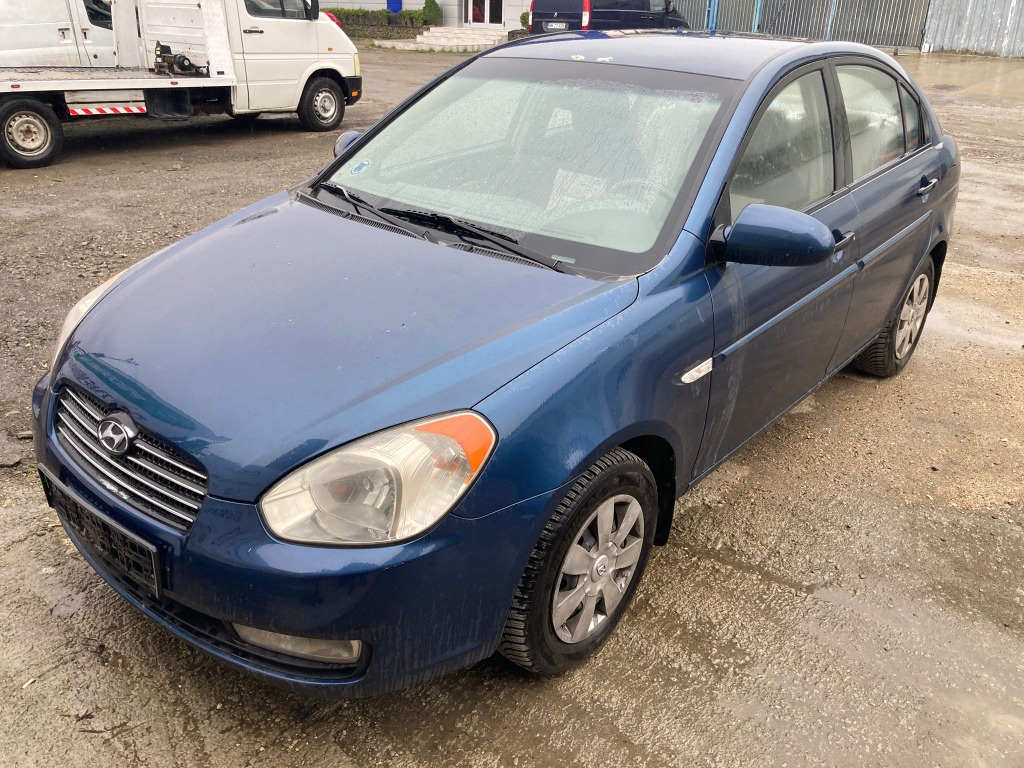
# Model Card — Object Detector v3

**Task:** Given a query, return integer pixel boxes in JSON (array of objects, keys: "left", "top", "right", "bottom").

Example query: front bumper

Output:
[
  {"left": 32, "top": 376, "right": 555, "bottom": 697},
  {"left": 343, "top": 76, "right": 362, "bottom": 105}
]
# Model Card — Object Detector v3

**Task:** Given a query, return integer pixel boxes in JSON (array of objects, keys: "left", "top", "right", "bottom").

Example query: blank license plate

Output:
[{"left": 41, "top": 471, "right": 161, "bottom": 598}]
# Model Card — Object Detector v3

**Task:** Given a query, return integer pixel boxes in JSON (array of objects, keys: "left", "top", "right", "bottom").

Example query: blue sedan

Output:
[{"left": 33, "top": 31, "right": 958, "bottom": 696}]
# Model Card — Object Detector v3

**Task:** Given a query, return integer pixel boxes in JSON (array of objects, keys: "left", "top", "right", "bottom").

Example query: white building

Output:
[{"left": 332, "top": 0, "right": 530, "bottom": 30}]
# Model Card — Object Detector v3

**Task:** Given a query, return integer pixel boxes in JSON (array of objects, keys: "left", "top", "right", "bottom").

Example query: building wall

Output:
[
  {"left": 325, "top": 0, "right": 530, "bottom": 27},
  {"left": 923, "top": 0, "right": 1024, "bottom": 57}
]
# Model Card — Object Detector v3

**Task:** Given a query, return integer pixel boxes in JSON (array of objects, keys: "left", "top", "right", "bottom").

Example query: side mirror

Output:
[
  {"left": 333, "top": 130, "right": 362, "bottom": 158},
  {"left": 306, "top": 0, "right": 320, "bottom": 21},
  {"left": 717, "top": 204, "right": 837, "bottom": 267}
]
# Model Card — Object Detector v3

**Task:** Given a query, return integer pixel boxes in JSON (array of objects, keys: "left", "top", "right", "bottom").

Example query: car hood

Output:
[{"left": 58, "top": 192, "right": 638, "bottom": 502}]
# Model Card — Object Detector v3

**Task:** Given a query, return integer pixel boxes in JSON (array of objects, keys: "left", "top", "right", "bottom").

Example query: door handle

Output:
[
  {"left": 58, "top": 26, "right": 71, "bottom": 40},
  {"left": 917, "top": 178, "right": 938, "bottom": 196},
  {"left": 833, "top": 231, "right": 855, "bottom": 253},
  {"left": 243, "top": 27, "right": 265, "bottom": 34}
]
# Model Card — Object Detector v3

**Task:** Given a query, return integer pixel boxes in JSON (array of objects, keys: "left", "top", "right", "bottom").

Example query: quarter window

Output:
[
  {"left": 900, "top": 84, "right": 924, "bottom": 152},
  {"left": 837, "top": 65, "right": 905, "bottom": 179},
  {"left": 728, "top": 71, "right": 834, "bottom": 221}
]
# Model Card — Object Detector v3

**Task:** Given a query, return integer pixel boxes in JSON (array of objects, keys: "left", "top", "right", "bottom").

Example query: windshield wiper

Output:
[
  {"left": 378, "top": 207, "right": 563, "bottom": 272},
  {"left": 315, "top": 181, "right": 433, "bottom": 241}
]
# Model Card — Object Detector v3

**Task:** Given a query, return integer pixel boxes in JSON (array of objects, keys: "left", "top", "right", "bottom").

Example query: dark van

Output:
[{"left": 528, "top": 0, "right": 690, "bottom": 34}]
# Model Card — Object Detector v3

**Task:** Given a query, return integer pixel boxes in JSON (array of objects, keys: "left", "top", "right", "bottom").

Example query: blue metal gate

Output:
[{"left": 688, "top": 0, "right": 933, "bottom": 49}]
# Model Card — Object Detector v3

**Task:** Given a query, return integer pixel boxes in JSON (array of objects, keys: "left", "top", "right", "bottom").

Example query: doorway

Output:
[{"left": 465, "top": 0, "right": 503, "bottom": 25}]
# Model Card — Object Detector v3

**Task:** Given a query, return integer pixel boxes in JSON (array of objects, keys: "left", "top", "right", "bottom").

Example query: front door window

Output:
[{"left": 466, "top": 0, "right": 502, "bottom": 24}]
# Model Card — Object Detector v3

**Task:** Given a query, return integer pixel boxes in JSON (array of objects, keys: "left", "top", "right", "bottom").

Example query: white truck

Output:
[{"left": 0, "top": 0, "right": 362, "bottom": 168}]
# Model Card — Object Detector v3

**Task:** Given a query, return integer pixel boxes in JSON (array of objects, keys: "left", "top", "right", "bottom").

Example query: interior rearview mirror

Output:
[
  {"left": 334, "top": 130, "right": 362, "bottom": 158},
  {"left": 716, "top": 204, "right": 837, "bottom": 267}
]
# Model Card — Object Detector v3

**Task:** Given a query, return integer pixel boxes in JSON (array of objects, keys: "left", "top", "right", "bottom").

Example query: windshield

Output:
[{"left": 328, "top": 57, "right": 736, "bottom": 277}]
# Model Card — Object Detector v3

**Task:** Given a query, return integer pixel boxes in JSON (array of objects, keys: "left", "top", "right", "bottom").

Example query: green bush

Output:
[
  {"left": 422, "top": 0, "right": 443, "bottom": 26},
  {"left": 520, "top": 10, "right": 529, "bottom": 29},
  {"left": 321, "top": 8, "right": 390, "bottom": 27},
  {"left": 396, "top": 9, "right": 425, "bottom": 26}
]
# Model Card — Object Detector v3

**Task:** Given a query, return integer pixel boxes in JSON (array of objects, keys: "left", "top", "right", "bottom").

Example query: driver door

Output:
[
  {"left": 238, "top": 0, "right": 319, "bottom": 110},
  {"left": 692, "top": 66, "right": 862, "bottom": 478}
]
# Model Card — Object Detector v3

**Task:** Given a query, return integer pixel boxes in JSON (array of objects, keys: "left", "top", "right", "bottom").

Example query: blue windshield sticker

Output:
[{"left": 351, "top": 160, "right": 370, "bottom": 175}]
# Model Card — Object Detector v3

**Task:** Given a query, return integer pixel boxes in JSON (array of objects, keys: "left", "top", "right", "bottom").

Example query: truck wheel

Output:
[
  {"left": 854, "top": 256, "right": 935, "bottom": 378},
  {"left": 0, "top": 99, "right": 64, "bottom": 169},
  {"left": 297, "top": 77, "right": 344, "bottom": 132},
  {"left": 499, "top": 448, "right": 657, "bottom": 675}
]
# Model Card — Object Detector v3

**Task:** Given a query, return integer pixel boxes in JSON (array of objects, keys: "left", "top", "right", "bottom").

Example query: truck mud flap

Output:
[{"left": 144, "top": 89, "right": 192, "bottom": 119}]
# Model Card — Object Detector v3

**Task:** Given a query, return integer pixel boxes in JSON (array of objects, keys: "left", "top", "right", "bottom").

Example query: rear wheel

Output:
[
  {"left": 854, "top": 257, "right": 935, "bottom": 377},
  {"left": 0, "top": 99, "right": 64, "bottom": 169},
  {"left": 297, "top": 77, "right": 344, "bottom": 132},
  {"left": 499, "top": 448, "right": 657, "bottom": 674}
]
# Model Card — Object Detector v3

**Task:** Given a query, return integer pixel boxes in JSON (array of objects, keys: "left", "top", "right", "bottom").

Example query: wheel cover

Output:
[
  {"left": 5, "top": 112, "right": 51, "bottom": 157},
  {"left": 894, "top": 273, "right": 930, "bottom": 360},
  {"left": 551, "top": 493, "right": 645, "bottom": 644},
  {"left": 312, "top": 89, "right": 338, "bottom": 123}
]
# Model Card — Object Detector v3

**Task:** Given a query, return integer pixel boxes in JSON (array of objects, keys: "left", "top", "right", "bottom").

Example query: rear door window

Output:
[
  {"left": 83, "top": 0, "right": 113, "bottom": 30},
  {"left": 728, "top": 70, "right": 835, "bottom": 220},
  {"left": 837, "top": 65, "right": 905, "bottom": 179}
]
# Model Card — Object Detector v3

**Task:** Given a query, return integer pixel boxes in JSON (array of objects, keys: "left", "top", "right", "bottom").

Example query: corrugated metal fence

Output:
[
  {"left": 684, "top": 0, "right": 932, "bottom": 48},
  {"left": 922, "top": 0, "right": 1024, "bottom": 57},
  {"left": 681, "top": 0, "right": 1024, "bottom": 55}
]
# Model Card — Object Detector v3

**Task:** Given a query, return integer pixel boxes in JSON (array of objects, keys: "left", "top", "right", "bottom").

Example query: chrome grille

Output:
[{"left": 54, "top": 386, "right": 207, "bottom": 530}]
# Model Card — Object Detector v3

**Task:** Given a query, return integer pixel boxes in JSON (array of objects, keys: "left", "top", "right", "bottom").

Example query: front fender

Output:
[
  {"left": 291, "top": 60, "right": 355, "bottom": 110},
  {"left": 460, "top": 266, "right": 715, "bottom": 519}
]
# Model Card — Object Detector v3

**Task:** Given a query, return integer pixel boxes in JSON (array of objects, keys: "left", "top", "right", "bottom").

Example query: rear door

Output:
[
  {"left": 693, "top": 66, "right": 862, "bottom": 477},
  {"left": 531, "top": 0, "right": 583, "bottom": 33},
  {"left": 828, "top": 60, "right": 944, "bottom": 368},
  {"left": 238, "top": 0, "right": 318, "bottom": 110}
]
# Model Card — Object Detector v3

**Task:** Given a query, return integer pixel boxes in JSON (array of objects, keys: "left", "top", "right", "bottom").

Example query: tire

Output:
[
  {"left": 499, "top": 448, "right": 658, "bottom": 675},
  {"left": 0, "top": 99, "right": 64, "bottom": 169},
  {"left": 297, "top": 77, "right": 345, "bottom": 132},
  {"left": 854, "top": 257, "right": 935, "bottom": 378}
]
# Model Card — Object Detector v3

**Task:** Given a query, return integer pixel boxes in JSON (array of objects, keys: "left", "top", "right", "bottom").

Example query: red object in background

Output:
[{"left": 324, "top": 11, "right": 343, "bottom": 28}]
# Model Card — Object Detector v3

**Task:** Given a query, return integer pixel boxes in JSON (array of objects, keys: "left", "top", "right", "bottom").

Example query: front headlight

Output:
[
  {"left": 51, "top": 270, "right": 125, "bottom": 370},
  {"left": 260, "top": 412, "right": 497, "bottom": 545}
]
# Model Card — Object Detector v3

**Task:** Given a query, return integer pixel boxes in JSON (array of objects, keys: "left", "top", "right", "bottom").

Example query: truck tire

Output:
[
  {"left": 297, "top": 77, "right": 344, "bottom": 132},
  {"left": 0, "top": 99, "right": 64, "bottom": 169}
]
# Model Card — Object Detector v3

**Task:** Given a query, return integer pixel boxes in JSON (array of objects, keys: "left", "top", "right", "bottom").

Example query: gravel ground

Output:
[{"left": 1, "top": 49, "right": 1022, "bottom": 768}]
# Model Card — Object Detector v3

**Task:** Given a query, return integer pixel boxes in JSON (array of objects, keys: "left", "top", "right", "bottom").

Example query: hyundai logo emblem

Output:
[{"left": 97, "top": 414, "right": 136, "bottom": 456}]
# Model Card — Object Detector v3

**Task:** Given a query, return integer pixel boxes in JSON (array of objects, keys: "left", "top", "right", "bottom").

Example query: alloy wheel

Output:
[
  {"left": 551, "top": 493, "right": 645, "bottom": 644},
  {"left": 894, "top": 273, "right": 930, "bottom": 359}
]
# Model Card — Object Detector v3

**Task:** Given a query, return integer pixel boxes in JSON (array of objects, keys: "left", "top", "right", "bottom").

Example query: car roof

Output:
[{"left": 486, "top": 30, "right": 874, "bottom": 81}]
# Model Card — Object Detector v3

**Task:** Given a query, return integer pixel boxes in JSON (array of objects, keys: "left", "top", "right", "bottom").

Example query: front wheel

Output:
[
  {"left": 0, "top": 99, "right": 64, "bottom": 169},
  {"left": 499, "top": 448, "right": 657, "bottom": 675},
  {"left": 854, "top": 257, "right": 935, "bottom": 377},
  {"left": 297, "top": 77, "right": 345, "bottom": 132}
]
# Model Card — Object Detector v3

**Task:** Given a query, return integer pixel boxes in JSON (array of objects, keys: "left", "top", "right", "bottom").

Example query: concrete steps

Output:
[{"left": 374, "top": 26, "right": 508, "bottom": 52}]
